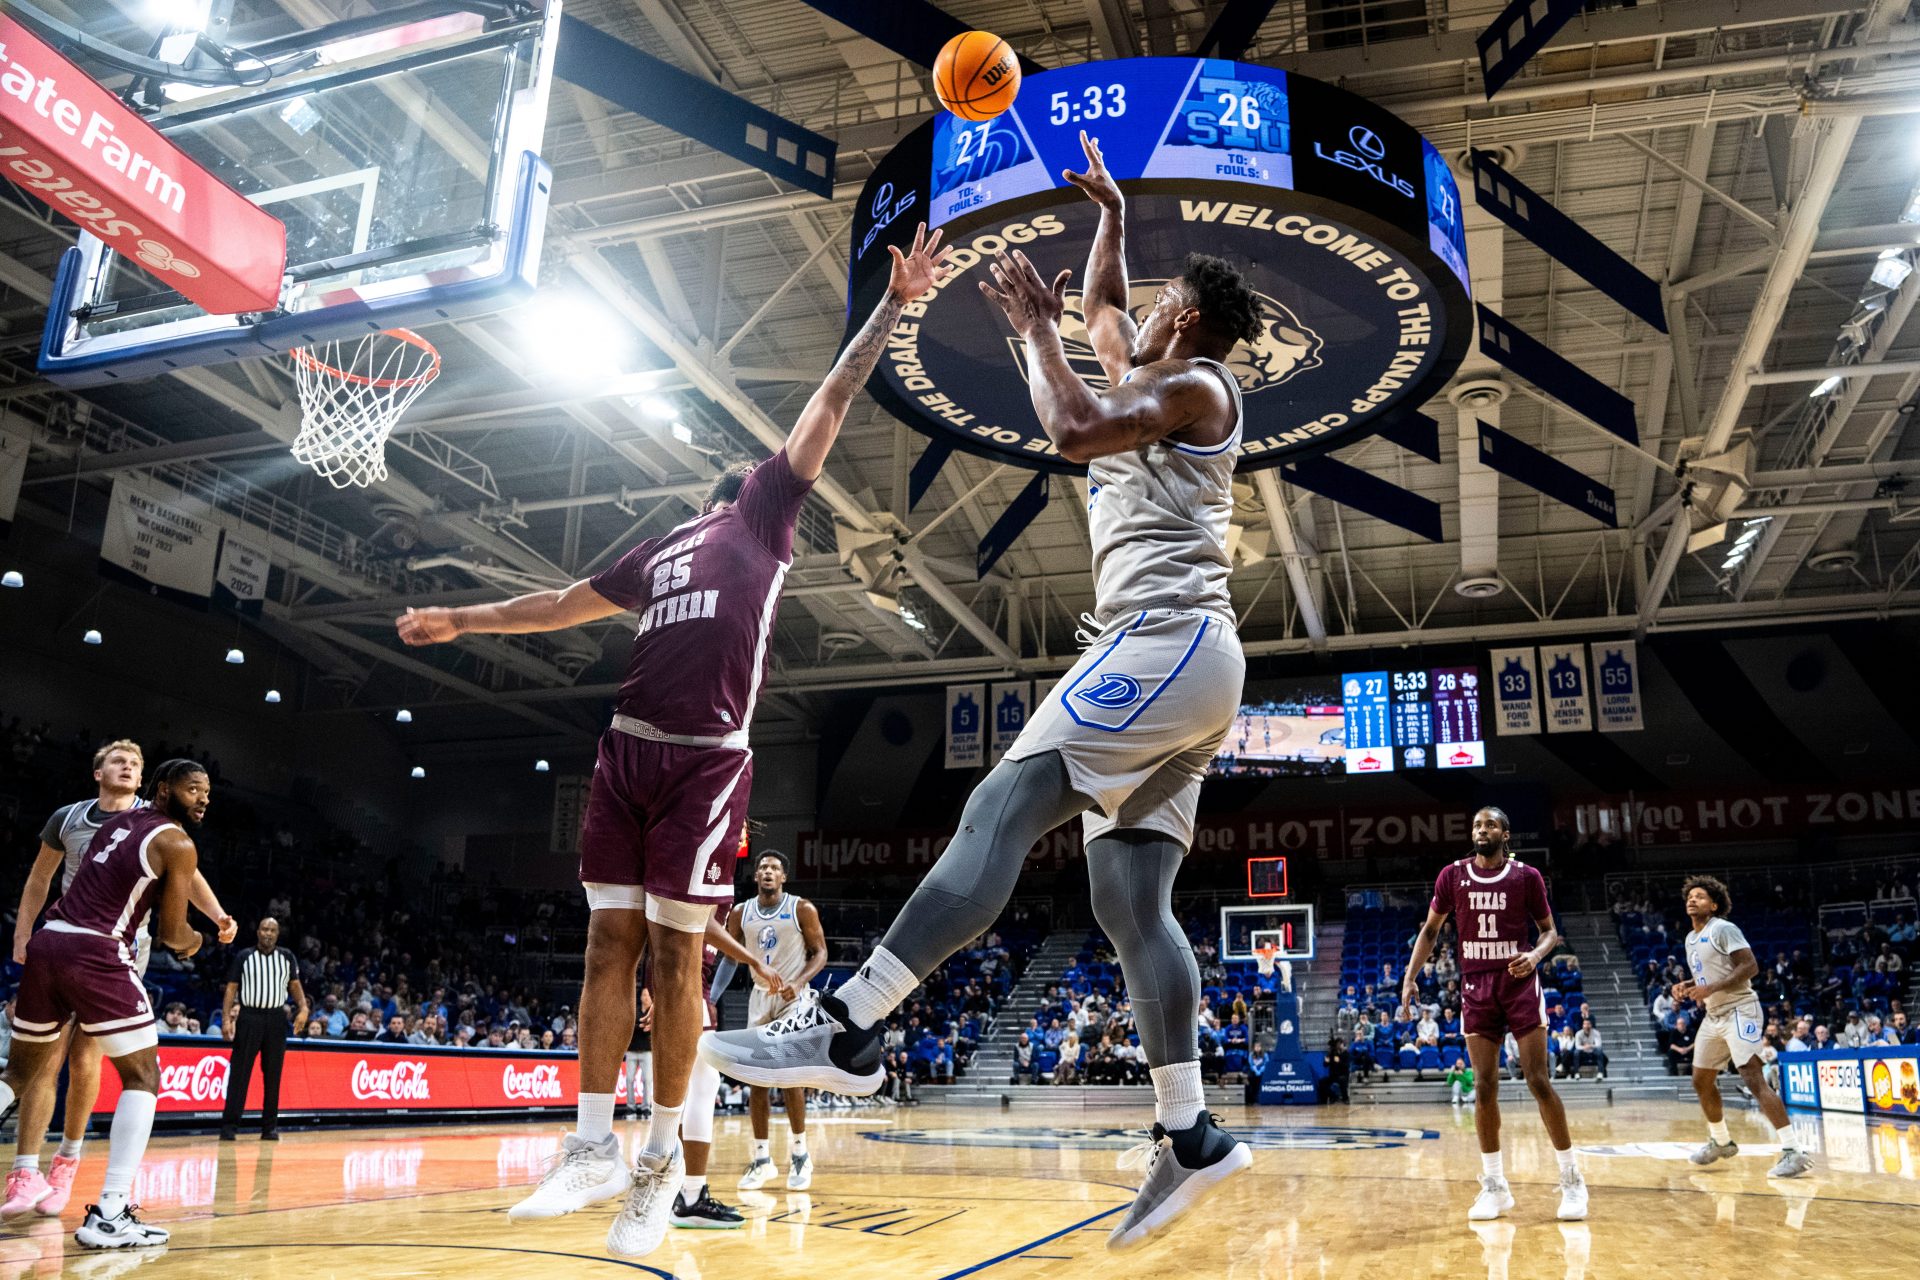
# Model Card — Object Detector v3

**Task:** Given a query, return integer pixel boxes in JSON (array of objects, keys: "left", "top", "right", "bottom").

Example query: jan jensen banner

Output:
[{"left": 1538, "top": 643, "right": 1593, "bottom": 734}]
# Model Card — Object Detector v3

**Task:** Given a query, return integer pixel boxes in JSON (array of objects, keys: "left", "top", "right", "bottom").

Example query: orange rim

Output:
[{"left": 290, "top": 328, "right": 441, "bottom": 389}]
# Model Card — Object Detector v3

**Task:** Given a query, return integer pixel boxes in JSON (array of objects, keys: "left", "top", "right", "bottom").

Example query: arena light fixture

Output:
[
  {"left": 535, "top": 759, "right": 551, "bottom": 773},
  {"left": 513, "top": 293, "right": 630, "bottom": 382},
  {"left": 1870, "top": 253, "right": 1914, "bottom": 291},
  {"left": 638, "top": 396, "right": 679, "bottom": 422},
  {"left": 83, "top": 628, "right": 103, "bottom": 645},
  {"left": 669, "top": 421, "right": 695, "bottom": 445},
  {"left": 1810, "top": 376, "right": 1843, "bottom": 399},
  {"left": 410, "top": 765, "right": 426, "bottom": 779},
  {"left": 225, "top": 647, "right": 245, "bottom": 664},
  {"left": 264, "top": 689, "right": 282, "bottom": 704},
  {"left": 2, "top": 570, "right": 22, "bottom": 588},
  {"left": 396, "top": 708, "right": 413, "bottom": 723}
]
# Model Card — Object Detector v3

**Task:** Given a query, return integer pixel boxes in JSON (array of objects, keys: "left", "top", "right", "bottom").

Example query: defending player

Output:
[
  {"left": 1404, "top": 807, "right": 1587, "bottom": 1222},
  {"left": 0, "top": 760, "right": 212, "bottom": 1249},
  {"left": 1675, "top": 875, "right": 1812, "bottom": 1177},
  {"left": 5, "top": 740, "right": 234, "bottom": 1221},
  {"left": 700, "top": 131, "right": 1257, "bottom": 1251},
  {"left": 396, "top": 225, "right": 950, "bottom": 1257},
  {"left": 721, "top": 850, "right": 826, "bottom": 1192}
]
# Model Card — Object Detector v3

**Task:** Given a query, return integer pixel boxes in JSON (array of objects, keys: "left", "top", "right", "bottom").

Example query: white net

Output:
[{"left": 288, "top": 329, "right": 441, "bottom": 488}]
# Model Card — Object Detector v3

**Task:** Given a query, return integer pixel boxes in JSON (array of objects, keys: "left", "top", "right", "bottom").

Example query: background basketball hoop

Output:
[{"left": 288, "top": 328, "right": 441, "bottom": 489}]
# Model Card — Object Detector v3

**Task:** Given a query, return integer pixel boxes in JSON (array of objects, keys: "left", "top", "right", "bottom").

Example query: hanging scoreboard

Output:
[
  {"left": 1341, "top": 670, "right": 1394, "bottom": 773},
  {"left": 1431, "top": 666, "right": 1487, "bottom": 768},
  {"left": 1390, "top": 669, "right": 1433, "bottom": 767},
  {"left": 1338, "top": 664, "right": 1488, "bottom": 774}
]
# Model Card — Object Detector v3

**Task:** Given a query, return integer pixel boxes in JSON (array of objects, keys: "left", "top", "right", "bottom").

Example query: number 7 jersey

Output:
[{"left": 1430, "top": 856, "right": 1551, "bottom": 974}]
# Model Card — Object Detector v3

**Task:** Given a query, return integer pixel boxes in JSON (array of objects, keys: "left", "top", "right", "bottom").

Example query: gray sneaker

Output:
[
  {"left": 1689, "top": 1139, "right": 1739, "bottom": 1167},
  {"left": 1768, "top": 1148, "right": 1815, "bottom": 1179},
  {"left": 1106, "top": 1115, "right": 1253, "bottom": 1252},
  {"left": 697, "top": 992, "right": 883, "bottom": 1094}
]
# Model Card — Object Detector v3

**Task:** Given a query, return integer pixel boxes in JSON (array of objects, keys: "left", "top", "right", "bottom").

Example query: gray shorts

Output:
[{"left": 1007, "top": 608, "right": 1243, "bottom": 846}]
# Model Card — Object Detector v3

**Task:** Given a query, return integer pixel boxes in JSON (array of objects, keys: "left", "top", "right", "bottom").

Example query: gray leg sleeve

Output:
[
  {"left": 1086, "top": 830, "right": 1198, "bottom": 1069},
  {"left": 878, "top": 751, "right": 1091, "bottom": 978}
]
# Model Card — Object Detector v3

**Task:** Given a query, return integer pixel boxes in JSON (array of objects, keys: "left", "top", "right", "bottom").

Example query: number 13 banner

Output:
[
  {"left": 1538, "top": 643, "right": 1594, "bottom": 734},
  {"left": 1589, "top": 640, "right": 1645, "bottom": 733}
]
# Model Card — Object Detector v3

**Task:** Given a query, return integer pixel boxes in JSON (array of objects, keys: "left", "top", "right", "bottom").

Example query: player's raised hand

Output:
[
  {"left": 979, "top": 250, "right": 1070, "bottom": 336},
  {"left": 216, "top": 914, "right": 239, "bottom": 945},
  {"left": 887, "top": 222, "right": 954, "bottom": 301},
  {"left": 397, "top": 606, "right": 460, "bottom": 646},
  {"left": 1507, "top": 952, "right": 1537, "bottom": 979},
  {"left": 1062, "top": 130, "right": 1122, "bottom": 209}
]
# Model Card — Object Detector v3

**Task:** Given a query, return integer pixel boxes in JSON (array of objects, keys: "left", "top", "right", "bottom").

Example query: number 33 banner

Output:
[{"left": 1488, "top": 647, "right": 1541, "bottom": 736}]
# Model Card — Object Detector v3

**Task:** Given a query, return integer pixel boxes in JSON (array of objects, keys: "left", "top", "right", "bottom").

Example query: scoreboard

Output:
[
  {"left": 1431, "top": 666, "right": 1487, "bottom": 768},
  {"left": 1341, "top": 664, "right": 1486, "bottom": 773}
]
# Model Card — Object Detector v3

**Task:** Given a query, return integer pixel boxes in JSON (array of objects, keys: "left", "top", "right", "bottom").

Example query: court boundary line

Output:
[{"left": 931, "top": 1204, "right": 1125, "bottom": 1279}]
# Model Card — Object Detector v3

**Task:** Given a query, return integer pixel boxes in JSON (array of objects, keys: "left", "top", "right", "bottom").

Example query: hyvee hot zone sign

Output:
[{"left": 94, "top": 1039, "right": 579, "bottom": 1116}]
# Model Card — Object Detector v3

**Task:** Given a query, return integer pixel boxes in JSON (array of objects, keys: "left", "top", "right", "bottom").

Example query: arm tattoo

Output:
[{"left": 824, "top": 295, "right": 905, "bottom": 401}]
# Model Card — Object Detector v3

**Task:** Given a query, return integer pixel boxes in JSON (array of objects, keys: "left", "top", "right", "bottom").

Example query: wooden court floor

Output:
[{"left": 1, "top": 1099, "right": 1916, "bottom": 1279}]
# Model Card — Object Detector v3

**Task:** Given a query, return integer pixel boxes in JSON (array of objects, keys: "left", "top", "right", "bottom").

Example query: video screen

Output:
[{"left": 1209, "top": 665, "right": 1488, "bottom": 778}]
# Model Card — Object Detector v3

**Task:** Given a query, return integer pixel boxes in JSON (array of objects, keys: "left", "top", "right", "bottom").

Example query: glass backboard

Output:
[{"left": 1221, "top": 904, "right": 1316, "bottom": 961}]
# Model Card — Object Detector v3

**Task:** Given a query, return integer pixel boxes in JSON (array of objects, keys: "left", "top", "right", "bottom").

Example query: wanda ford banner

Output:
[{"left": 95, "top": 1037, "right": 588, "bottom": 1119}]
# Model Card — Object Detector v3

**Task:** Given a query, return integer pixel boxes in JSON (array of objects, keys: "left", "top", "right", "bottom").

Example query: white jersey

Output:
[
  {"left": 1086, "top": 357, "right": 1241, "bottom": 626},
  {"left": 742, "top": 893, "right": 807, "bottom": 985},
  {"left": 41, "top": 796, "right": 147, "bottom": 893},
  {"left": 1685, "top": 916, "right": 1754, "bottom": 1015}
]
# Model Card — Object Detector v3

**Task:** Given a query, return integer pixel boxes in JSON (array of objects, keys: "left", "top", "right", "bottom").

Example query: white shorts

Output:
[
  {"left": 749, "top": 985, "right": 800, "bottom": 1027},
  {"left": 1695, "top": 997, "right": 1766, "bottom": 1071},
  {"left": 1006, "top": 608, "right": 1243, "bottom": 846}
]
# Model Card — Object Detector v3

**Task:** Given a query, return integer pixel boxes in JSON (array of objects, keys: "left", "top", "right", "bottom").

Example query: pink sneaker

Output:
[
  {"left": 38, "top": 1156, "right": 78, "bottom": 1215},
  {"left": 0, "top": 1168, "right": 50, "bottom": 1219}
]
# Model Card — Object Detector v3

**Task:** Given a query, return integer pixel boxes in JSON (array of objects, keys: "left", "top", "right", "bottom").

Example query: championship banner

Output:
[
  {"left": 944, "top": 682, "right": 985, "bottom": 769},
  {"left": 1589, "top": 640, "right": 1644, "bottom": 733},
  {"left": 95, "top": 1038, "right": 578, "bottom": 1118},
  {"left": 1538, "top": 643, "right": 1593, "bottom": 733},
  {"left": 989, "top": 681, "right": 1034, "bottom": 763},
  {"left": 0, "top": 424, "right": 25, "bottom": 536},
  {"left": 1488, "top": 646, "right": 1541, "bottom": 735},
  {"left": 99, "top": 476, "right": 219, "bottom": 605},
  {"left": 213, "top": 531, "right": 269, "bottom": 615}
]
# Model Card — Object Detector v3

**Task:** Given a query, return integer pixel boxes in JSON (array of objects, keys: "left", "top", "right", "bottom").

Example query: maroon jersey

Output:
[
  {"left": 590, "top": 449, "right": 813, "bottom": 742},
  {"left": 46, "top": 807, "right": 179, "bottom": 948},
  {"left": 1430, "top": 856, "right": 1551, "bottom": 974}
]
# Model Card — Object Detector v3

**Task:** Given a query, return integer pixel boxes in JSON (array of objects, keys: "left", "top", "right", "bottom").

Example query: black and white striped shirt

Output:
[{"left": 227, "top": 946, "right": 296, "bottom": 1010}]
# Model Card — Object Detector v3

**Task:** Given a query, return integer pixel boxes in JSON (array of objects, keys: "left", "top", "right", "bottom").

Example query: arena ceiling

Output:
[{"left": 4, "top": 0, "right": 1920, "bottom": 751}]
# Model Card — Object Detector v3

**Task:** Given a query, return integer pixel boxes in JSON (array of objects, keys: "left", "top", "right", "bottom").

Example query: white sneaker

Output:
[
  {"left": 607, "top": 1146, "right": 683, "bottom": 1258},
  {"left": 74, "top": 1203, "right": 169, "bottom": 1249},
  {"left": 507, "top": 1133, "right": 629, "bottom": 1221},
  {"left": 738, "top": 1155, "right": 776, "bottom": 1190},
  {"left": 786, "top": 1151, "right": 813, "bottom": 1191},
  {"left": 1467, "top": 1175, "right": 1514, "bottom": 1221},
  {"left": 1555, "top": 1166, "right": 1588, "bottom": 1220}
]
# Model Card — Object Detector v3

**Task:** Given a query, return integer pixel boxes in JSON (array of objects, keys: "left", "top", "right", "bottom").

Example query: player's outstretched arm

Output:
[
  {"left": 12, "top": 841, "right": 63, "bottom": 964},
  {"left": 981, "top": 250, "right": 1224, "bottom": 462},
  {"left": 786, "top": 222, "right": 954, "bottom": 482},
  {"left": 395, "top": 577, "right": 625, "bottom": 646},
  {"left": 189, "top": 871, "right": 237, "bottom": 944},
  {"left": 1403, "top": 906, "right": 1448, "bottom": 1008},
  {"left": 150, "top": 829, "right": 203, "bottom": 958},
  {"left": 1061, "top": 131, "right": 1135, "bottom": 384}
]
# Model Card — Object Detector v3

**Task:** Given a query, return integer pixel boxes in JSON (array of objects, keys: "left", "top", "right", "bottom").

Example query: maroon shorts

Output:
[
  {"left": 578, "top": 729, "right": 751, "bottom": 907},
  {"left": 11, "top": 926, "right": 157, "bottom": 1056},
  {"left": 1460, "top": 969, "right": 1545, "bottom": 1041}
]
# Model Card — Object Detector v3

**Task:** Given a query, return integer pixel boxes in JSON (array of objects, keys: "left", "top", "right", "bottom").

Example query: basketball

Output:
[{"left": 933, "top": 31, "right": 1020, "bottom": 121}]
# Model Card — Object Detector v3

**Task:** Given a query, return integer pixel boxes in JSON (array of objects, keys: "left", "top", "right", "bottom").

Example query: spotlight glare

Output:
[
  {"left": 639, "top": 396, "right": 680, "bottom": 422},
  {"left": 511, "top": 292, "right": 630, "bottom": 381}
]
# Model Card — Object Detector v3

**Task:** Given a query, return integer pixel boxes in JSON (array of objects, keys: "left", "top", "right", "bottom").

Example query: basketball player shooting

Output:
[
  {"left": 1674, "top": 875, "right": 1812, "bottom": 1177},
  {"left": 1404, "top": 807, "right": 1587, "bottom": 1222},
  {"left": 393, "top": 226, "right": 950, "bottom": 1258},
  {"left": 1, "top": 760, "right": 214, "bottom": 1250},
  {"left": 700, "top": 131, "right": 1259, "bottom": 1252},
  {"left": 718, "top": 850, "right": 826, "bottom": 1192}
]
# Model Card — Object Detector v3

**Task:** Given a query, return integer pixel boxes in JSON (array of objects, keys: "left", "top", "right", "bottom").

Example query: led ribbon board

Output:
[{"left": 847, "top": 57, "right": 1472, "bottom": 473}]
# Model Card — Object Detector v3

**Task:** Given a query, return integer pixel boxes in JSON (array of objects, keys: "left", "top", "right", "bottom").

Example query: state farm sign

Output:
[
  {"left": 351, "top": 1059, "right": 432, "bottom": 1103},
  {"left": 0, "top": 15, "right": 283, "bottom": 313}
]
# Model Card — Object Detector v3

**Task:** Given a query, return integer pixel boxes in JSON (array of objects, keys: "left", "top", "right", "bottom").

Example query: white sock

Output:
[
  {"left": 837, "top": 947, "right": 917, "bottom": 1030},
  {"left": 576, "top": 1092, "right": 616, "bottom": 1145},
  {"left": 98, "top": 1089, "right": 157, "bottom": 1218},
  {"left": 642, "top": 1104, "right": 682, "bottom": 1161},
  {"left": 1150, "top": 1062, "right": 1204, "bottom": 1130},
  {"left": 1555, "top": 1148, "right": 1577, "bottom": 1173},
  {"left": 57, "top": 1138, "right": 84, "bottom": 1160},
  {"left": 681, "top": 1174, "right": 706, "bottom": 1200},
  {"left": 751, "top": 1138, "right": 770, "bottom": 1162},
  {"left": 788, "top": 1130, "right": 807, "bottom": 1157},
  {"left": 11, "top": 1155, "right": 38, "bottom": 1173},
  {"left": 1707, "top": 1119, "right": 1730, "bottom": 1144},
  {"left": 1775, "top": 1125, "right": 1797, "bottom": 1152},
  {"left": 1482, "top": 1151, "right": 1504, "bottom": 1179}
]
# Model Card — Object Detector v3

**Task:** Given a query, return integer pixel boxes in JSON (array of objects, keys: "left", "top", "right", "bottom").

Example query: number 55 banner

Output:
[
  {"left": 1488, "top": 647, "right": 1541, "bottom": 735},
  {"left": 1589, "top": 640, "right": 1645, "bottom": 732}
]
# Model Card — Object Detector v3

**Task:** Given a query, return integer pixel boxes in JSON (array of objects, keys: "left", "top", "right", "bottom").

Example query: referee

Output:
[{"left": 221, "top": 916, "right": 307, "bottom": 1141}]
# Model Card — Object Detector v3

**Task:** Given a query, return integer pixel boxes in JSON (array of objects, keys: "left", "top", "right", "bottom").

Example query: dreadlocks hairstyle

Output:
[
  {"left": 704, "top": 460, "right": 757, "bottom": 511},
  {"left": 146, "top": 758, "right": 206, "bottom": 800},
  {"left": 755, "top": 849, "right": 793, "bottom": 878},
  {"left": 1179, "top": 252, "right": 1264, "bottom": 346},
  {"left": 1683, "top": 874, "right": 1732, "bottom": 917},
  {"left": 1475, "top": 805, "right": 1511, "bottom": 832}
]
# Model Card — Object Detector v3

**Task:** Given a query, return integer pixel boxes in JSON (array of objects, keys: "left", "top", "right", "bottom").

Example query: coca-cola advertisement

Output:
[{"left": 96, "top": 1039, "right": 580, "bottom": 1118}]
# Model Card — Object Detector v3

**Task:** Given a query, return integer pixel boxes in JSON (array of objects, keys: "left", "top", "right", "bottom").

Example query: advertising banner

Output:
[{"left": 1864, "top": 1050, "right": 1920, "bottom": 1118}]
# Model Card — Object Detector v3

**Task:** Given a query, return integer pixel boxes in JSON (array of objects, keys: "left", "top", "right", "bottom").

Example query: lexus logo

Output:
[
  {"left": 872, "top": 182, "right": 894, "bottom": 218},
  {"left": 1348, "top": 127, "right": 1386, "bottom": 160}
]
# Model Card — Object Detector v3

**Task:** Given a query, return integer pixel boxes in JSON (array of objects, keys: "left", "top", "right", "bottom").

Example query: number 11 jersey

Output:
[{"left": 1431, "top": 856, "right": 1551, "bottom": 975}]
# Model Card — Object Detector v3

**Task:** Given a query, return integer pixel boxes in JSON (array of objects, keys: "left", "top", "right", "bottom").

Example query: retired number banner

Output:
[
  {"left": 945, "top": 683, "right": 985, "bottom": 769},
  {"left": 1488, "top": 647, "right": 1541, "bottom": 735}
]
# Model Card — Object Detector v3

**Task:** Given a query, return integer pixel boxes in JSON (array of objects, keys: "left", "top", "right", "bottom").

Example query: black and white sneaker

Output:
[
  {"left": 696, "top": 992, "right": 883, "bottom": 1094},
  {"left": 74, "top": 1204, "right": 169, "bottom": 1250},
  {"left": 671, "top": 1187, "right": 746, "bottom": 1229},
  {"left": 1107, "top": 1114, "right": 1252, "bottom": 1251}
]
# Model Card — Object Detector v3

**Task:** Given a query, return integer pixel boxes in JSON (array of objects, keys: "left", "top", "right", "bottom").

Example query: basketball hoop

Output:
[
  {"left": 1254, "top": 942, "right": 1278, "bottom": 978},
  {"left": 288, "top": 329, "right": 441, "bottom": 488}
]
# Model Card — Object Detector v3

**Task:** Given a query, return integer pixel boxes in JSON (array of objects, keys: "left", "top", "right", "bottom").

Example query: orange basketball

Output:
[{"left": 933, "top": 31, "right": 1020, "bottom": 122}]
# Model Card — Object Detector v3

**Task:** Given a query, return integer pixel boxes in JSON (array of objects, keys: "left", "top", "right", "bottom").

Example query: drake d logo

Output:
[
  {"left": 1349, "top": 126, "right": 1385, "bottom": 160},
  {"left": 1074, "top": 674, "right": 1142, "bottom": 709}
]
